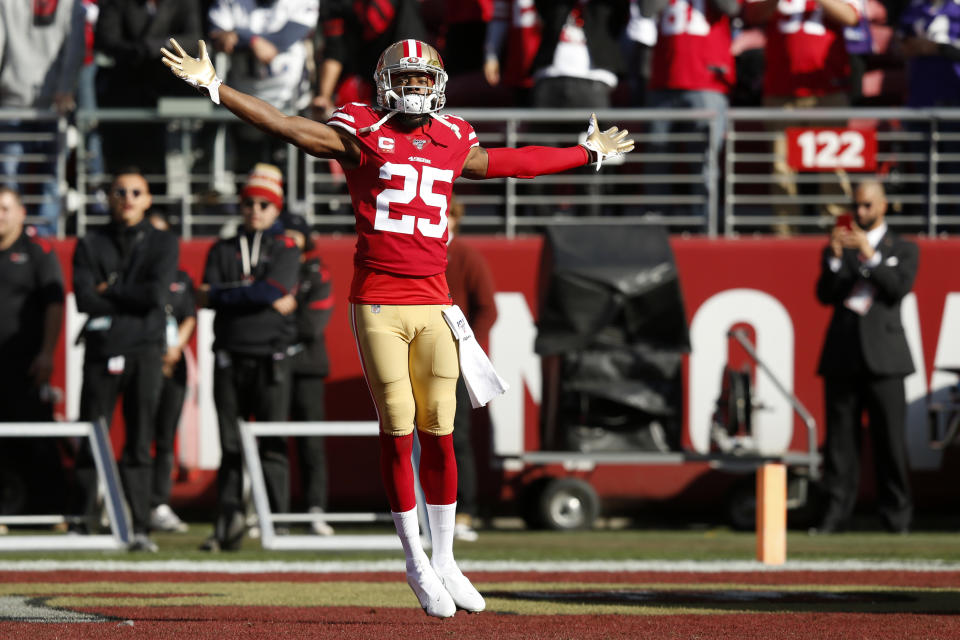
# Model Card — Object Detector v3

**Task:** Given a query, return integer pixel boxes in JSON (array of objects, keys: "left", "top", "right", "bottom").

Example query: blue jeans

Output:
[
  {"left": 644, "top": 89, "right": 728, "bottom": 220},
  {"left": 76, "top": 64, "right": 105, "bottom": 181},
  {"left": 0, "top": 119, "right": 62, "bottom": 236}
]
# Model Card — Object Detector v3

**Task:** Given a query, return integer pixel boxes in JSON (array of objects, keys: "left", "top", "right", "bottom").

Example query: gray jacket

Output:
[{"left": 0, "top": 0, "right": 86, "bottom": 108}]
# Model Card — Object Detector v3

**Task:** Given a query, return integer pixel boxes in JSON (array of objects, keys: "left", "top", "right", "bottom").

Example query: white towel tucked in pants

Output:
[{"left": 442, "top": 305, "right": 509, "bottom": 408}]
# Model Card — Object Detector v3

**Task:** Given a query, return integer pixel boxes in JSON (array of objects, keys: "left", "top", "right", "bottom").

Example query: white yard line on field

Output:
[{"left": 0, "top": 559, "right": 959, "bottom": 573}]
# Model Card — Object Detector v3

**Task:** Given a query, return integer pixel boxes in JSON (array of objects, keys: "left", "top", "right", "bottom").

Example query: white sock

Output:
[
  {"left": 426, "top": 502, "right": 457, "bottom": 572},
  {"left": 391, "top": 508, "right": 428, "bottom": 567}
]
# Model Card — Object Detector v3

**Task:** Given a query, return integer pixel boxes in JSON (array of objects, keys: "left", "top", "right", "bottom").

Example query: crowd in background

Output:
[
  {"left": 1, "top": 0, "right": 958, "bottom": 235},
  {"left": 0, "top": 0, "right": 939, "bottom": 545}
]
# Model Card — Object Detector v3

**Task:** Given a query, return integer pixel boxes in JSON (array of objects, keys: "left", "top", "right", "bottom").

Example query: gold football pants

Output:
[{"left": 350, "top": 304, "right": 459, "bottom": 436}]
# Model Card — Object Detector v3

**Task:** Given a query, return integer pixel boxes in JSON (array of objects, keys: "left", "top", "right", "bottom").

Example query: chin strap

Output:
[
  {"left": 430, "top": 113, "right": 461, "bottom": 139},
  {"left": 357, "top": 109, "right": 462, "bottom": 140},
  {"left": 358, "top": 110, "right": 397, "bottom": 135}
]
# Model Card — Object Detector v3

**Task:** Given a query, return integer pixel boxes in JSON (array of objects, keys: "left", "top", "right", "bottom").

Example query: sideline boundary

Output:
[{"left": 1, "top": 559, "right": 959, "bottom": 573}]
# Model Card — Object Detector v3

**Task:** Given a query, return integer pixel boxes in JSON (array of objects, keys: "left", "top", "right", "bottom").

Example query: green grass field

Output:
[{"left": 3, "top": 524, "right": 959, "bottom": 564}]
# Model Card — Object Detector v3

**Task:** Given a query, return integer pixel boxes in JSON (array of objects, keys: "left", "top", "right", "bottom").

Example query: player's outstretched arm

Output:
[
  {"left": 160, "top": 39, "right": 359, "bottom": 165},
  {"left": 461, "top": 113, "right": 634, "bottom": 180}
]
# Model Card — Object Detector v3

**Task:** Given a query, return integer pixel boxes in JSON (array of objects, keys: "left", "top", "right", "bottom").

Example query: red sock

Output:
[
  {"left": 379, "top": 432, "right": 416, "bottom": 512},
  {"left": 418, "top": 432, "right": 458, "bottom": 505}
]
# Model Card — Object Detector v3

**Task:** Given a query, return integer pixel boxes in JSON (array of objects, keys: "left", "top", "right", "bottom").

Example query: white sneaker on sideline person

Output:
[
  {"left": 309, "top": 506, "right": 335, "bottom": 536},
  {"left": 454, "top": 514, "right": 478, "bottom": 542},
  {"left": 406, "top": 557, "right": 456, "bottom": 618},
  {"left": 128, "top": 533, "right": 159, "bottom": 553},
  {"left": 150, "top": 504, "right": 189, "bottom": 533},
  {"left": 454, "top": 522, "right": 478, "bottom": 542}
]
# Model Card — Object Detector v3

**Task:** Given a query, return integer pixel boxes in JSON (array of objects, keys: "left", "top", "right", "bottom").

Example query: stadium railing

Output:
[
  {"left": 0, "top": 420, "right": 131, "bottom": 551},
  {"left": 239, "top": 420, "right": 431, "bottom": 551},
  {"left": 2, "top": 105, "right": 959, "bottom": 238}
]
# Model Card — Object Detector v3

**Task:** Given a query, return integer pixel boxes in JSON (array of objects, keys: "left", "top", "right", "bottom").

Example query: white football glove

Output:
[
  {"left": 160, "top": 38, "right": 222, "bottom": 105},
  {"left": 581, "top": 113, "right": 635, "bottom": 171}
]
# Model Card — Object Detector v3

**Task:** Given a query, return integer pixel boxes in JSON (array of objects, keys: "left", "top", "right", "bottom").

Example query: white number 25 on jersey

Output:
[{"left": 374, "top": 162, "right": 454, "bottom": 238}]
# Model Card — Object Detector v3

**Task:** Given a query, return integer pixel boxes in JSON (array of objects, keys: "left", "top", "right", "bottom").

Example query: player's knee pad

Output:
[
  {"left": 379, "top": 387, "right": 417, "bottom": 437},
  {"left": 412, "top": 325, "right": 459, "bottom": 437},
  {"left": 414, "top": 376, "right": 458, "bottom": 436}
]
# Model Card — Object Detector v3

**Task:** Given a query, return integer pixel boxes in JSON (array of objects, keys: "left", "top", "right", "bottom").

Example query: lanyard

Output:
[{"left": 239, "top": 231, "right": 263, "bottom": 278}]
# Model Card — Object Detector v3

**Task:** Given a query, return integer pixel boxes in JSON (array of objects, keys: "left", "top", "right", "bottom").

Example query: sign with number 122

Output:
[{"left": 785, "top": 127, "right": 877, "bottom": 172}]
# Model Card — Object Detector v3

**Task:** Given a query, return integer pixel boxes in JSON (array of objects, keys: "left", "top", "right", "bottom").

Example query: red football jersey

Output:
[
  {"left": 758, "top": 0, "right": 860, "bottom": 97},
  {"left": 649, "top": 0, "right": 738, "bottom": 93},
  {"left": 328, "top": 103, "right": 479, "bottom": 303}
]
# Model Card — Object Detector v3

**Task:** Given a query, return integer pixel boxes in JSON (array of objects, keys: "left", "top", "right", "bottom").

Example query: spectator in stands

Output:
[
  {"left": 445, "top": 198, "right": 498, "bottom": 542},
  {"left": 0, "top": 187, "right": 66, "bottom": 530},
  {"left": 72, "top": 169, "right": 179, "bottom": 552},
  {"left": 813, "top": 180, "right": 916, "bottom": 534},
  {"left": 281, "top": 214, "right": 335, "bottom": 536},
  {"left": 531, "top": 0, "right": 628, "bottom": 117},
  {"left": 844, "top": 0, "right": 872, "bottom": 106},
  {"left": 145, "top": 212, "right": 196, "bottom": 534},
  {"left": 311, "top": 0, "right": 427, "bottom": 118},
  {"left": 435, "top": 0, "right": 495, "bottom": 105},
  {"left": 483, "top": 0, "right": 542, "bottom": 106},
  {"left": 0, "top": 0, "right": 85, "bottom": 237},
  {"left": 207, "top": 0, "right": 319, "bottom": 171},
  {"left": 95, "top": 0, "right": 202, "bottom": 176},
  {"left": 642, "top": 0, "right": 740, "bottom": 221},
  {"left": 197, "top": 164, "right": 301, "bottom": 552},
  {"left": 622, "top": 0, "right": 657, "bottom": 109},
  {"left": 897, "top": 0, "right": 960, "bottom": 215},
  {"left": 442, "top": 0, "right": 494, "bottom": 73},
  {"left": 78, "top": 0, "right": 107, "bottom": 209},
  {"left": 897, "top": 0, "right": 960, "bottom": 106},
  {"left": 529, "top": 0, "right": 630, "bottom": 216},
  {"left": 744, "top": 0, "right": 861, "bottom": 234}
]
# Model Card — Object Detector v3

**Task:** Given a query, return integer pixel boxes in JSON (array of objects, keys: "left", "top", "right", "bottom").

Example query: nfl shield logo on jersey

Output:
[{"left": 412, "top": 138, "right": 427, "bottom": 150}]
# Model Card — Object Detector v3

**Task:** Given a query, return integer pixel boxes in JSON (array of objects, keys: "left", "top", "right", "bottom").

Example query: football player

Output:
[{"left": 161, "top": 38, "right": 634, "bottom": 618}]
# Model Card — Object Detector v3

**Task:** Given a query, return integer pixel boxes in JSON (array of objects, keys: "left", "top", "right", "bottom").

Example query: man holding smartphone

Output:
[{"left": 813, "top": 180, "right": 918, "bottom": 534}]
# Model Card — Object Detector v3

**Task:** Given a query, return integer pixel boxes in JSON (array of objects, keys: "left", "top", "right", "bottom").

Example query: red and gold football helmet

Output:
[{"left": 373, "top": 40, "right": 448, "bottom": 115}]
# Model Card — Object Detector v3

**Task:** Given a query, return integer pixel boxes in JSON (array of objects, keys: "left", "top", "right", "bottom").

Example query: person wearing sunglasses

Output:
[
  {"left": 71, "top": 169, "right": 179, "bottom": 552},
  {"left": 812, "top": 180, "right": 918, "bottom": 535},
  {"left": 196, "top": 163, "right": 302, "bottom": 552}
]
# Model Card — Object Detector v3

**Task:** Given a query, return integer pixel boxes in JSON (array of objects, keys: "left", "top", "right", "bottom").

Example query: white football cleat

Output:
[
  {"left": 435, "top": 564, "right": 485, "bottom": 613},
  {"left": 406, "top": 559, "right": 456, "bottom": 618}
]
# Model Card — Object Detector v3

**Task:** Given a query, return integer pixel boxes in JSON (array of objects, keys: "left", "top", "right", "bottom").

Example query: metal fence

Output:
[{"left": 3, "top": 105, "right": 959, "bottom": 238}]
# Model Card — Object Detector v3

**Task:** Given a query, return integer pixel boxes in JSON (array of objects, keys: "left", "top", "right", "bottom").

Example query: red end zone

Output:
[{"left": 1, "top": 565, "right": 959, "bottom": 639}]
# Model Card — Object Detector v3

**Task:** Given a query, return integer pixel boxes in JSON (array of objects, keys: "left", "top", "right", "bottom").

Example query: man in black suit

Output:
[{"left": 814, "top": 180, "right": 918, "bottom": 534}]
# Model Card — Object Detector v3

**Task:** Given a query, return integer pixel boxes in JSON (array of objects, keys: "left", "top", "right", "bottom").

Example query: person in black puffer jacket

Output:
[{"left": 198, "top": 163, "right": 301, "bottom": 551}]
